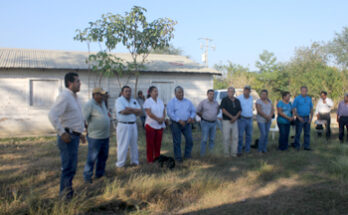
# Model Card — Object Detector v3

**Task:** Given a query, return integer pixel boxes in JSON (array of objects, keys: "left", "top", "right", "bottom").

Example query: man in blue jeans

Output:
[
  {"left": 83, "top": 88, "right": 110, "bottom": 183},
  {"left": 237, "top": 85, "right": 254, "bottom": 156},
  {"left": 292, "top": 86, "right": 313, "bottom": 151},
  {"left": 48, "top": 72, "right": 86, "bottom": 200},
  {"left": 196, "top": 89, "right": 220, "bottom": 156},
  {"left": 167, "top": 86, "right": 196, "bottom": 162}
]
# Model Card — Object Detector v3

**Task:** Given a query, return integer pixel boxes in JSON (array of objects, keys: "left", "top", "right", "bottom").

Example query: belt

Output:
[
  {"left": 118, "top": 121, "right": 135, "bottom": 124},
  {"left": 64, "top": 128, "right": 81, "bottom": 136},
  {"left": 202, "top": 118, "right": 217, "bottom": 123},
  {"left": 241, "top": 116, "right": 253, "bottom": 119}
]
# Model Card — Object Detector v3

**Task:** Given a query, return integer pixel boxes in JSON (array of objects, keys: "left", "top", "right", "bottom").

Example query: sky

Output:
[{"left": 1, "top": 0, "right": 348, "bottom": 70}]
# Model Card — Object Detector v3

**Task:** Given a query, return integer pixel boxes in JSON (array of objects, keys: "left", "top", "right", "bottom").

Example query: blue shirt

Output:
[
  {"left": 115, "top": 96, "right": 141, "bottom": 122},
  {"left": 292, "top": 95, "right": 313, "bottom": 117},
  {"left": 167, "top": 97, "right": 196, "bottom": 122},
  {"left": 277, "top": 100, "right": 292, "bottom": 124},
  {"left": 237, "top": 95, "right": 253, "bottom": 118}
]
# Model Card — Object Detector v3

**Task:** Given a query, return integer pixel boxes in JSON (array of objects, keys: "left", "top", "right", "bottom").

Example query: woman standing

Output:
[
  {"left": 143, "top": 86, "right": 166, "bottom": 162},
  {"left": 277, "top": 91, "right": 294, "bottom": 151},
  {"left": 256, "top": 89, "right": 274, "bottom": 153}
]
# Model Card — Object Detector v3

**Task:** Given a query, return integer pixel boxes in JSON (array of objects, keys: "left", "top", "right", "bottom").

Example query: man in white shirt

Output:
[
  {"left": 115, "top": 86, "right": 142, "bottom": 167},
  {"left": 315, "top": 91, "right": 333, "bottom": 137},
  {"left": 48, "top": 72, "right": 86, "bottom": 200}
]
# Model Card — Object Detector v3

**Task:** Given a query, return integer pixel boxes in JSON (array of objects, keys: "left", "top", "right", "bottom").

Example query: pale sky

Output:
[{"left": 1, "top": 0, "right": 347, "bottom": 70}]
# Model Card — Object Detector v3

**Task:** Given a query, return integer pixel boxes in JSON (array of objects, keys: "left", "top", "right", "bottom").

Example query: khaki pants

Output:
[{"left": 222, "top": 120, "right": 239, "bottom": 156}]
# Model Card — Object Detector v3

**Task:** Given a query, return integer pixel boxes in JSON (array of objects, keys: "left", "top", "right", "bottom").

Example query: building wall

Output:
[{"left": 0, "top": 69, "right": 213, "bottom": 137}]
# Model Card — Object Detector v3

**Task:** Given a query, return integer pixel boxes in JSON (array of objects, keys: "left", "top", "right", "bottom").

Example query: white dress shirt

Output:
[
  {"left": 315, "top": 98, "right": 333, "bottom": 115},
  {"left": 143, "top": 97, "right": 166, "bottom": 129},
  {"left": 48, "top": 88, "right": 84, "bottom": 135}
]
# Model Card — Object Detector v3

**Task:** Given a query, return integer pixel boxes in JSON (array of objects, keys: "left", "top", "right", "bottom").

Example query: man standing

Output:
[
  {"left": 83, "top": 88, "right": 110, "bottom": 183},
  {"left": 48, "top": 72, "right": 85, "bottom": 200},
  {"left": 292, "top": 86, "right": 313, "bottom": 151},
  {"left": 237, "top": 85, "right": 253, "bottom": 156},
  {"left": 115, "top": 86, "right": 142, "bottom": 167},
  {"left": 337, "top": 93, "right": 348, "bottom": 143},
  {"left": 220, "top": 87, "right": 242, "bottom": 157},
  {"left": 315, "top": 91, "right": 333, "bottom": 138},
  {"left": 167, "top": 86, "right": 196, "bottom": 162},
  {"left": 137, "top": 90, "right": 146, "bottom": 128},
  {"left": 196, "top": 89, "right": 220, "bottom": 156}
]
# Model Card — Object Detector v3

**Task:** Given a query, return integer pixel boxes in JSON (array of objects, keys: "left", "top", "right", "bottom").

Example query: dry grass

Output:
[{"left": 1, "top": 125, "right": 348, "bottom": 215}]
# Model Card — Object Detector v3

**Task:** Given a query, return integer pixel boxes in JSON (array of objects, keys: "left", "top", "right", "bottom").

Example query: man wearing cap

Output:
[
  {"left": 115, "top": 86, "right": 142, "bottom": 167},
  {"left": 337, "top": 93, "right": 348, "bottom": 143},
  {"left": 83, "top": 88, "right": 110, "bottom": 183},
  {"left": 237, "top": 85, "right": 254, "bottom": 156},
  {"left": 48, "top": 72, "right": 85, "bottom": 199}
]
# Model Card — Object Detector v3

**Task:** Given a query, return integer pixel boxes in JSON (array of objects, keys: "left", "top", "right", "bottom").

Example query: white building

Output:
[{"left": 0, "top": 48, "right": 220, "bottom": 137}]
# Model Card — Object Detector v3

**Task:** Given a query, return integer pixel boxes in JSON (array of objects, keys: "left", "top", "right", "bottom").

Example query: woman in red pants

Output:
[{"left": 143, "top": 86, "right": 166, "bottom": 162}]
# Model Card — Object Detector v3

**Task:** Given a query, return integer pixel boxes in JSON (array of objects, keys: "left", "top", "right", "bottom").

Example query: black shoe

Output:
[
  {"left": 304, "top": 148, "right": 311, "bottom": 151},
  {"left": 237, "top": 153, "right": 242, "bottom": 157},
  {"left": 340, "top": 139, "right": 344, "bottom": 144}
]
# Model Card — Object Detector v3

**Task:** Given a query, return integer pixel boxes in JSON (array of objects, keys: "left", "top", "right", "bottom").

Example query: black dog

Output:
[{"left": 154, "top": 155, "right": 175, "bottom": 170}]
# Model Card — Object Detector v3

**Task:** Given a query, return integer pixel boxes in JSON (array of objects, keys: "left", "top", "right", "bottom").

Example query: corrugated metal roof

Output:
[{"left": 0, "top": 48, "right": 220, "bottom": 75}]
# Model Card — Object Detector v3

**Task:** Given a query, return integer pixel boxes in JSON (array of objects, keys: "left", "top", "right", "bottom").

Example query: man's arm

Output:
[
  {"left": 196, "top": 101, "right": 203, "bottom": 118},
  {"left": 189, "top": 101, "right": 196, "bottom": 119},
  {"left": 309, "top": 98, "right": 314, "bottom": 122},
  {"left": 167, "top": 100, "right": 178, "bottom": 122},
  {"left": 314, "top": 99, "right": 320, "bottom": 117},
  {"left": 48, "top": 94, "right": 68, "bottom": 136}
]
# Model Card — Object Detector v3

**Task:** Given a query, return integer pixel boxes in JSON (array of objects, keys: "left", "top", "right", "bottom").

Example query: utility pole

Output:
[{"left": 199, "top": 38, "right": 215, "bottom": 67}]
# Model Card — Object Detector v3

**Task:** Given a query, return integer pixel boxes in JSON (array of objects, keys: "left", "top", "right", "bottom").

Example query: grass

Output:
[{"left": 1, "top": 124, "right": 348, "bottom": 214}]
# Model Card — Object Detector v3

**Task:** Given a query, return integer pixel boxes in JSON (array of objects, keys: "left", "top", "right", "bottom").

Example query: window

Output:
[{"left": 30, "top": 80, "right": 59, "bottom": 108}]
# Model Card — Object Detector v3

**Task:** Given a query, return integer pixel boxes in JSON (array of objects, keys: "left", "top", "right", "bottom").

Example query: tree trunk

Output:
[{"left": 134, "top": 72, "right": 139, "bottom": 98}]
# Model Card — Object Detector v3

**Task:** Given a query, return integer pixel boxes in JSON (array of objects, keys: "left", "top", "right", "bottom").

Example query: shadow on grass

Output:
[{"left": 182, "top": 182, "right": 348, "bottom": 215}]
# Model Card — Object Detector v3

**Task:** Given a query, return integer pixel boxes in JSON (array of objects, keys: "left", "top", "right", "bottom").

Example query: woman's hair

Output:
[
  {"left": 282, "top": 91, "right": 290, "bottom": 98},
  {"left": 147, "top": 86, "right": 157, "bottom": 98}
]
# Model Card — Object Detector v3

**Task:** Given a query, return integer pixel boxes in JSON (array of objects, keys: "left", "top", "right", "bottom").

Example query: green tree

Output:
[
  {"left": 151, "top": 44, "right": 183, "bottom": 55},
  {"left": 255, "top": 50, "right": 278, "bottom": 73},
  {"left": 285, "top": 42, "right": 342, "bottom": 101},
  {"left": 328, "top": 26, "right": 348, "bottom": 68},
  {"left": 214, "top": 62, "right": 255, "bottom": 89},
  {"left": 75, "top": 6, "right": 177, "bottom": 94}
]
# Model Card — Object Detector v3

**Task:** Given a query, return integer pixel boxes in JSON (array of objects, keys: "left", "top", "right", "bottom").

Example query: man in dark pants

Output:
[
  {"left": 48, "top": 72, "right": 86, "bottom": 200},
  {"left": 167, "top": 86, "right": 196, "bottom": 162},
  {"left": 315, "top": 91, "right": 333, "bottom": 138},
  {"left": 337, "top": 93, "right": 348, "bottom": 143},
  {"left": 292, "top": 86, "right": 313, "bottom": 151}
]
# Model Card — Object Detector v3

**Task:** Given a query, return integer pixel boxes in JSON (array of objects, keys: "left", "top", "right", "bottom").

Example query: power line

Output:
[{"left": 199, "top": 38, "right": 215, "bottom": 67}]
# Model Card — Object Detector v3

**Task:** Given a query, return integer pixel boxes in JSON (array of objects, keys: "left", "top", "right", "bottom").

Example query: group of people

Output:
[{"left": 48, "top": 72, "right": 348, "bottom": 200}]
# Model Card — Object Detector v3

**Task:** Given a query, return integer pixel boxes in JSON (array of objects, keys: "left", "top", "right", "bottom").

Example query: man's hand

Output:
[
  {"left": 157, "top": 117, "right": 165, "bottom": 124},
  {"left": 125, "top": 107, "right": 133, "bottom": 112},
  {"left": 179, "top": 120, "right": 186, "bottom": 126},
  {"left": 61, "top": 132, "right": 71, "bottom": 143},
  {"left": 298, "top": 116, "right": 304, "bottom": 123},
  {"left": 230, "top": 116, "right": 237, "bottom": 123},
  {"left": 80, "top": 134, "right": 86, "bottom": 144},
  {"left": 187, "top": 118, "right": 194, "bottom": 124}
]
